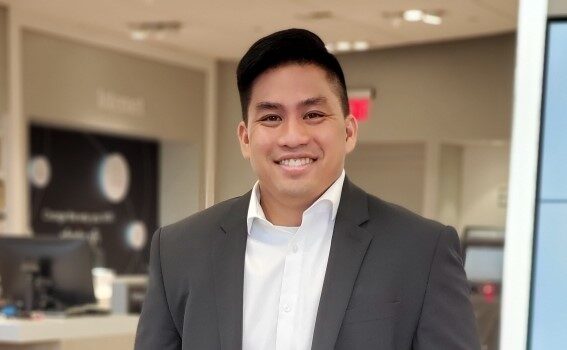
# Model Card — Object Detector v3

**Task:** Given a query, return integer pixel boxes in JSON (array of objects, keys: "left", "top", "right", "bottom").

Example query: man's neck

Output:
[
  {"left": 255, "top": 171, "right": 344, "bottom": 227},
  {"left": 259, "top": 192, "right": 312, "bottom": 227}
]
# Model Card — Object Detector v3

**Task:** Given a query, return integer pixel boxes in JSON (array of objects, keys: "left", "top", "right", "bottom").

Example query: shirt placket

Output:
[{"left": 275, "top": 231, "right": 304, "bottom": 350}]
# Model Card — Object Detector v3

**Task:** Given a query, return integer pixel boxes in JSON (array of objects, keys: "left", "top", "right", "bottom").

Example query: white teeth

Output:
[{"left": 279, "top": 158, "right": 314, "bottom": 167}]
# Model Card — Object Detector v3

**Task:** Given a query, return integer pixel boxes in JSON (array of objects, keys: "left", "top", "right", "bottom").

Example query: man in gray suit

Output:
[{"left": 135, "top": 28, "right": 480, "bottom": 350}]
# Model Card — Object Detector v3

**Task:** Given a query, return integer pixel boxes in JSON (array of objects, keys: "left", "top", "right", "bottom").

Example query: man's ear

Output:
[
  {"left": 344, "top": 114, "right": 358, "bottom": 154},
  {"left": 237, "top": 121, "right": 251, "bottom": 159}
]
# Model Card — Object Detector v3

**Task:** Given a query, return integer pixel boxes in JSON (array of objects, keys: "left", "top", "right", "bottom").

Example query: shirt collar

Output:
[{"left": 246, "top": 170, "right": 346, "bottom": 234}]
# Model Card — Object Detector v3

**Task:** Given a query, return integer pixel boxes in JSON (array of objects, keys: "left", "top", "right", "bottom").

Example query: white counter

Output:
[{"left": 0, "top": 315, "right": 139, "bottom": 350}]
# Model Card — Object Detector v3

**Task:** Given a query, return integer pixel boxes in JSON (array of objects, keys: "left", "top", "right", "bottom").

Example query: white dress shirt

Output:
[{"left": 242, "top": 170, "right": 345, "bottom": 350}]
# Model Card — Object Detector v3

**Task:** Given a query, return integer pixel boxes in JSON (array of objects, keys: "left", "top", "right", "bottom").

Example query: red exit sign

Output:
[{"left": 348, "top": 88, "right": 374, "bottom": 122}]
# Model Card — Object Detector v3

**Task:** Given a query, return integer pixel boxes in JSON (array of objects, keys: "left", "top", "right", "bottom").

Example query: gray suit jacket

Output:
[{"left": 135, "top": 179, "right": 480, "bottom": 349}]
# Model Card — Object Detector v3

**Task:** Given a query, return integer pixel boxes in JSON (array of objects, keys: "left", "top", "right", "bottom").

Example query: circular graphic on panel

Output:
[
  {"left": 28, "top": 156, "right": 52, "bottom": 188},
  {"left": 98, "top": 153, "right": 130, "bottom": 203},
  {"left": 125, "top": 221, "right": 148, "bottom": 251}
]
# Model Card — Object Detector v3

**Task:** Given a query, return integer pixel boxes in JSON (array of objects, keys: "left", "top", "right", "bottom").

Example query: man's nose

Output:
[{"left": 277, "top": 118, "right": 310, "bottom": 148}]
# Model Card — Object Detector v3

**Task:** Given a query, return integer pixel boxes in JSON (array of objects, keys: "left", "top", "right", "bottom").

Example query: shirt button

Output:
[
  {"left": 283, "top": 304, "right": 291, "bottom": 313},
  {"left": 292, "top": 244, "right": 299, "bottom": 253}
]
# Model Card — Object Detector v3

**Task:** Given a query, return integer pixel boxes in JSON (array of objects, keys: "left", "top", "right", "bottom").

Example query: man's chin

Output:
[{"left": 276, "top": 184, "right": 321, "bottom": 203}]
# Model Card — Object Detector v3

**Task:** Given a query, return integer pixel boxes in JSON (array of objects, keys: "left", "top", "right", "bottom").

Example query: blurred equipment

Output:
[
  {"left": 92, "top": 267, "right": 116, "bottom": 309},
  {"left": 462, "top": 226, "right": 505, "bottom": 350},
  {"left": 0, "top": 236, "right": 96, "bottom": 315},
  {"left": 111, "top": 275, "right": 147, "bottom": 314}
]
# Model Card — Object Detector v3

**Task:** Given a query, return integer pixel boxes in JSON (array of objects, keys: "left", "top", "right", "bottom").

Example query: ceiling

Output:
[{"left": 9, "top": 0, "right": 518, "bottom": 60}]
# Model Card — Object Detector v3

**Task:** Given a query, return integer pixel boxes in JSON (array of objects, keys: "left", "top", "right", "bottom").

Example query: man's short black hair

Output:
[{"left": 237, "top": 28, "right": 349, "bottom": 123}]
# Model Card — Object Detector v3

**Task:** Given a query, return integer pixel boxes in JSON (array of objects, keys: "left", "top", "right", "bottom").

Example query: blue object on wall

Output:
[{"left": 529, "top": 20, "right": 567, "bottom": 350}]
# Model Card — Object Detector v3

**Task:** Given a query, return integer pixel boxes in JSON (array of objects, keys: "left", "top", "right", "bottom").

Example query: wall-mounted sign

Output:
[
  {"left": 348, "top": 88, "right": 375, "bottom": 122},
  {"left": 96, "top": 88, "right": 146, "bottom": 117},
  {"left": 29, "top": 124, "right": 158, "bottom": 274}
]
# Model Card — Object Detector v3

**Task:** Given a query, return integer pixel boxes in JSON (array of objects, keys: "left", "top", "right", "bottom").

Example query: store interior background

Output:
[
  {"left": 0, "top": 0, "right": 517, "bottom": 235},
  {"left": 0, "top": 0, "right": 530, "bottom": 348}
]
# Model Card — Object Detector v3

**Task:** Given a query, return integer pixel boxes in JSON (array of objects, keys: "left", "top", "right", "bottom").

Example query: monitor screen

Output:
[
  {"left": 0, "top": 236, "right": 96, "bottom": 311},
  {"left": 464, "top": 246, "right": 504, "bottom": 282}
]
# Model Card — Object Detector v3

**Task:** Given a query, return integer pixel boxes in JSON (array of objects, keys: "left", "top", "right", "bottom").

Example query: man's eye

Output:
[
  {"left": 258, "top": 115, "right": 282, "bottom": 123},
  {"left": 263, "top": 115, "right": 281, "bottom": 122},
  {"left": 305, "top": 112, "right": 325, "bottom": 119}
]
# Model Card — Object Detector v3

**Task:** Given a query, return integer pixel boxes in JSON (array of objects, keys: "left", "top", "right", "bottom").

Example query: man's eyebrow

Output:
[
  {"left": 254, "top": 97, "right": 328, "bottom": 112},
  {"left": 255, "top": 101, "right": 283, "bottom": 111},
  {"left": 300, "top": 96, "right": 328, "bottom": 107}
]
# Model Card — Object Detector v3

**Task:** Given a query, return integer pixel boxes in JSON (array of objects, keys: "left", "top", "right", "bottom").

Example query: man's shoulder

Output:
[
  {"left": 359, "top": 187, "right": 450, "bottom": 242},
  {"left": 369, "top": 193, "right": 444, "bottom": 229},
  {"left": 359, "top": 188, "right": 460, "bottom": 261}
]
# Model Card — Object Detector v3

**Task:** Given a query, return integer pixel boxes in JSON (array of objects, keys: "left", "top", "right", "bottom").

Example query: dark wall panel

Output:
[{"left": 29, "top": 124, "right": 158, "bottom": 274}]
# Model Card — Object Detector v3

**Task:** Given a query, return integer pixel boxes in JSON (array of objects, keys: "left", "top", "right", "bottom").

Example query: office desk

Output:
[{"left": 0, "top": 315, "right": 139, "bottom": 350}]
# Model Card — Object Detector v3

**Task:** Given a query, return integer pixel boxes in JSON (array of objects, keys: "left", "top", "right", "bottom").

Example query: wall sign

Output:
[
  {"left": 348, "top": 88, "right": 375, "bottom": 122},
  {"left": 96, "top": 88, "right": 146, "bottom": 117},
  {"left": 29, "top": 124, "right": 158, "bottom": 274}
]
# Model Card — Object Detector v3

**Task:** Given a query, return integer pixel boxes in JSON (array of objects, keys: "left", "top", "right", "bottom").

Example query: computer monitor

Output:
[
  {"left": 464, "top": 246, "right": 504, "bottom": 282},
  {"left": 0, "top": 236, "right": 96, "bottom": 312},
  {"left": 462, "top": 226, "right": 505, "bottom": 283}
]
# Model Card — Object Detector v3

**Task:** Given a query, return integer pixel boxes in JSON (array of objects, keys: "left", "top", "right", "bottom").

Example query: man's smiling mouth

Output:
[{"left": 277, "top": 158, "right": 316, "bottom": 167}]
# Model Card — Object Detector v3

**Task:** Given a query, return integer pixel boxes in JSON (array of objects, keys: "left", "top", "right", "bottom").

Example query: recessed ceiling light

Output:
[
  {"left": 403, "top": 9, "right": 423, "bottom": 22},
  {"left": 353, "top": 41, "right": 369, "bottom": 51},
  {"left": 423, "top": 14, "right": 442, "bottom": 25},
  {"left": 130, "top": 30, "right": 149, "bottom": 41},
  {"left": 128, "top": 20, "right": 182, "bottom": 41},
  {"left": 336, "top": 41, "right": 352, "bottom": 52}
]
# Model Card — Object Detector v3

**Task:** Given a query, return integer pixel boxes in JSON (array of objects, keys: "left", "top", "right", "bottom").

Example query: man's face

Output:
[{"left": 237, "top": 64, "right": 358, "bottom": 206}]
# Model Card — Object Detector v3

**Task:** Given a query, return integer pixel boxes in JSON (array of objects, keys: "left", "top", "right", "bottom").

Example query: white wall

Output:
[
  {"left": 500, "top": 1, "right": 548, "bottom": 347},
  {"left": 460, "top": 144, "right": 510, "bottom": 230}
]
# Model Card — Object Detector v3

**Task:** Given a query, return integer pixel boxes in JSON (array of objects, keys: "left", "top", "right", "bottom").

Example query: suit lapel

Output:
[
  {"left": 213, "top": 192, "right": 251, "bottom": 350},
  {"left": 311, "top": 179, "right": 373, "bottom": 350}
]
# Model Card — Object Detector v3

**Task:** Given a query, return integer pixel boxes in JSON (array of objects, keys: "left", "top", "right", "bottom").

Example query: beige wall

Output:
[
  {"left": 215, "top": 61, "right": 255, "bottom": 202},
  {"left": 438, "top": 145, "right": 464, "bottom": 229},
  {"left": 337, "top": 33, "right": 515, "bottom": 143},
  {"left": 460, "top": 144, "right": 509, "bottom": 230},
  {"left": 0, "top": 6, "right": 6, "bottom": 113},
  {"left": 345, "top": 143, "right": 425, "bottom": 214},
  {"left": 160, "top": 142, "right": 201, "bottom": 225},
  {"left": 0, "top": 6, "right": 6, "bottom": 221},
  {"left": 22, "top": 30, "right": 206, "bottom": 143},
  {"left": 436, "top": 143, "right": 510, "bottom": 235}
]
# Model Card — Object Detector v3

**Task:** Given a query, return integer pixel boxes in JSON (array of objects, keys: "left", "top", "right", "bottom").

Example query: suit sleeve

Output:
[
  {"left": 134, "top": 228, "right": 182, "bottom": 350},
  {"left": 412, "top": 226, "right": 481, "bottom": 350}
]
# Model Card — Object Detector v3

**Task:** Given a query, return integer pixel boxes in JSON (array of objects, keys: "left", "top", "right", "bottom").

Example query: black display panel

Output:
[{"left": 29, "top": 124, "right": 158, "bottom": 274}]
